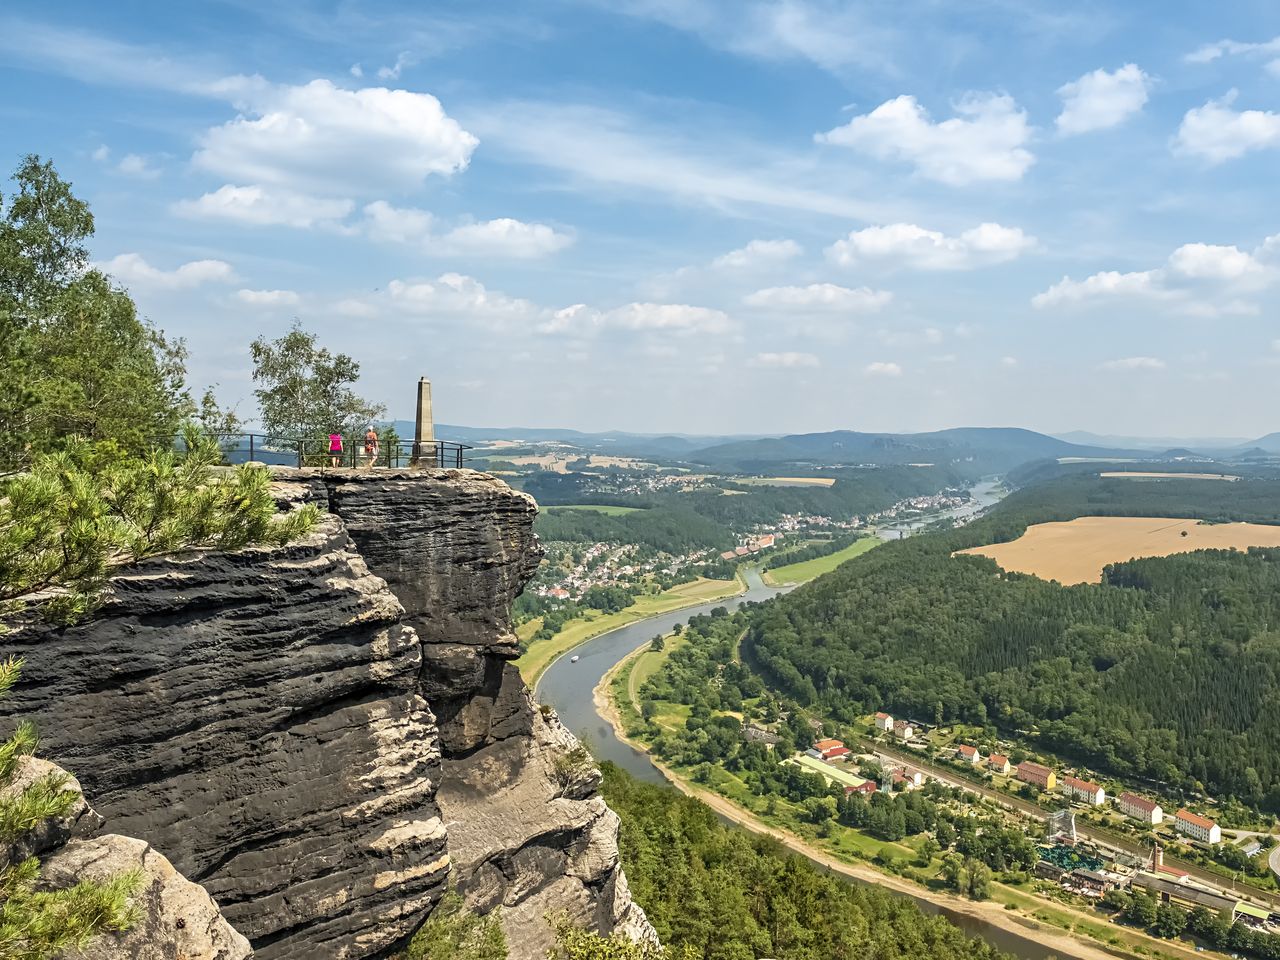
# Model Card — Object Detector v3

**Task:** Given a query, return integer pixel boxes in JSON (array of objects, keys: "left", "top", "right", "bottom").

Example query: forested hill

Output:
[
  {"left": 601, "top": 763, "right": 1011, "bottom": 960},
  {"left": 744, "top": 474, "right": 1280, "bottom": 812}
]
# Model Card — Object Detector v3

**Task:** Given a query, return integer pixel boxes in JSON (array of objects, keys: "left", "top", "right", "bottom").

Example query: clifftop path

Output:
[{"left": 0, "top": 467, "right": 652, "bottom": 959}]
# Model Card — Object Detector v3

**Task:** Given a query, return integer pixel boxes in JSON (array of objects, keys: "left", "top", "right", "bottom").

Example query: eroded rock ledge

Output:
[{"left": 0, "top": 468, "right": 653, "bottom": 959}]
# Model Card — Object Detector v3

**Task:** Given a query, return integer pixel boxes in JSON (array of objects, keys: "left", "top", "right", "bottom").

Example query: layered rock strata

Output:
[{"left": 0, "top": 468, "right": 651, "bottom": 959}]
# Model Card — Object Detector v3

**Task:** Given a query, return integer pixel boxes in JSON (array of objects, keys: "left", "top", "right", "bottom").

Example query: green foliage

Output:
[
  {"left": 746, "top": 474, "right": 1280, "bottom": 810},
  {"left": 548, "top": 918, "right": 695, "bottom": 960},
  {"left": 250, "top": 321, "right": 385, "bottom": 449},
  {"left": 400, "top": 891, "right": 505, "bottom": 960},
  {"left": 1152, "top": 902, "right": 1187, "bottom": 939},
  {"left": 0, "top": 861, "right": 140, "bottom": 960},
  {"left": 0, "top": 659, "right": 140, "bottom": 959},
  {"left": 601, "top": 762, "right": 1011, "bottom": 960},
  {"left": 0, "top": 156, "right": 195, "bottom": 468},
  {"left": 1, "top": 430, "right": 318, "bottom": 624}
]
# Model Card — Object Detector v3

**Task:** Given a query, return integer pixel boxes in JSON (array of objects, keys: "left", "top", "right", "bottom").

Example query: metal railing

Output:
[{"left": 160, "top": 433, "right": 471, "bottom": 469}]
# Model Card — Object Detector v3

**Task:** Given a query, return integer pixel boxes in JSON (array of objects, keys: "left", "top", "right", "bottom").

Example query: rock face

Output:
[
  {"left": 325, "top": 470, "right": 652, "bottom": 958},
  {"left": 0, "top": 468, "right": 652, "bottom": 959},
  {"left": 1, "top": 757, "right": 251, "bottom": 960}
]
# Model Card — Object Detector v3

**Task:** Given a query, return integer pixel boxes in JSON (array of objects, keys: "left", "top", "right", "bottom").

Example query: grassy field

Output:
[
  {"left": 541, "top": 503, "right": 644, "bottom": 515},
  {"left": 516, "top": 575, "right": 744, "bottom": 688},
  {"left": 957, "top": 515, "right": 1280, "bottom": 585},
  {"left": 761, "top": 537, "right": 881, "bottom": 585}
]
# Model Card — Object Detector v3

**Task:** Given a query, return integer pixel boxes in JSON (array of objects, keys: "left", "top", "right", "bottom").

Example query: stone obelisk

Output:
[{"left": 412, "top": 377, "right": 434, "bottom": 466}]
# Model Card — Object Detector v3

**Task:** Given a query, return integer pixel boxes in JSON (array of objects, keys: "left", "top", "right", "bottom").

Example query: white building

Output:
[
  {"left": 1117, "top": 792, "right": 1164, "bottom": 825},
  {"left": 874, "top": 712, "right": 894, "bottom": 732},
  {"left": 893, "top": 720, "right": 914, "bottom": 741},
  {"left": 1061, "top": 776, "right": 1106, "bottom": 806},
  {"left": 1175, "top": 808, "right": 1221, "bottom": 844}
]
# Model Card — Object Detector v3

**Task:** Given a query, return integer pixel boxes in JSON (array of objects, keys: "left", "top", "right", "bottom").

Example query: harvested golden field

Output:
[
  {"left": 1100, "top": 471, "right": 1240, "bottom": 481},
  {"left": 956, "top": 516, "right": 1280, "bottom": 585},
  {"left": 739, "top": 476, "right": 837, "bottom": 488}
]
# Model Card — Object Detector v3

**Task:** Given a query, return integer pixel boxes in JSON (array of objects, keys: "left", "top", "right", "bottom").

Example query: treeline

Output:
[
  {"left": 745, "top": 474, "right": 1280, "bottom": 811},
  {"left": 534, "top": 505, "right": 733, "bottom": 552},
  {"left": 601, "top": 763, "right": 1012, "bottom": 960},
  {"left": 763, "top": 533, "right": 866, "bottom": 571}
]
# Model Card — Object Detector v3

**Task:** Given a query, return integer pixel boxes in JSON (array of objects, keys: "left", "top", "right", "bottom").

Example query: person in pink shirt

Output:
[{"left": 328, "top": 431, "right": 343, "bottom": 467}]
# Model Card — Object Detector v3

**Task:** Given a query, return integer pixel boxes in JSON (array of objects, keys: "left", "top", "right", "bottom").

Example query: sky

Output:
[{"left": 2, "top": 1, "right": 1279, "bottom": 438}]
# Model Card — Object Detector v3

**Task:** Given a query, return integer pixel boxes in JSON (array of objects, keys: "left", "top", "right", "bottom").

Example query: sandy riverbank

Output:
[{"left": 592, "top": 665, "right": 1202, "bottom": 960}]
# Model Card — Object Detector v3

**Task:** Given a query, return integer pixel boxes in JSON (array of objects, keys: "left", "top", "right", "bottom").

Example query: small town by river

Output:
[{"left": 533, "top": 482, "right": 1134, "bottom": 960}]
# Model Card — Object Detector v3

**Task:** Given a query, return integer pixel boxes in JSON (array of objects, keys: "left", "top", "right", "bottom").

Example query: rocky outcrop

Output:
[
  {"left": 0, "top": 468, "right": 652, "bottom": 959},
  {"left": 325, "top": 470, "right": 654, "bottom": 956},
  {"left": 1, "top": 757, "right": 250, "bottom": 960}
]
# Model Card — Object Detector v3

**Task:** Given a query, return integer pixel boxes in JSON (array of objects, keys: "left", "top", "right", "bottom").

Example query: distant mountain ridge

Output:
[{"left": 685, "top": 426, "right": 1149, "bottom": 474}]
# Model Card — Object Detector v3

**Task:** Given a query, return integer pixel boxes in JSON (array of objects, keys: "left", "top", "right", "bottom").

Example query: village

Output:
[{"left": 787, "top": 710, "right": 1280, "bottom": 936}]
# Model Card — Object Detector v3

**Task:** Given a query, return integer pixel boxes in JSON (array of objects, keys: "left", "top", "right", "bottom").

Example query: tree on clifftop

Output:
[
  {"left": 250, "top": 322, "right": 385, "bottom": 452},
  {"left": 0, "top": 156, "right": 203, "bottom": 468},
  {"left": 1, "top": 430, "right": 319, "bottom": 625}
]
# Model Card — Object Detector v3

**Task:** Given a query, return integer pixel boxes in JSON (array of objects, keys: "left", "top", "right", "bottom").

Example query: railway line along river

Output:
[{"left": 534, "top": 486, "right": 1140, "bottom": 960}]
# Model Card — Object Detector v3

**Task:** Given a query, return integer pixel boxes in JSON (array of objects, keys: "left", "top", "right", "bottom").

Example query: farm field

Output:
[
  {"left": 762, "top": 537, "right": 881, "bottom": 585},
  {"left": 736, "top": 476, "right": 836, "bottom": 488},
  {"left": 542, "top": 504, "right": 643, "bottom": 515},
  {"left": 1100, "top": 471, "right": 1240, "bottom": 481},
  {"left": 957, "top": 515, "right": 1280, "bottom": 585}
]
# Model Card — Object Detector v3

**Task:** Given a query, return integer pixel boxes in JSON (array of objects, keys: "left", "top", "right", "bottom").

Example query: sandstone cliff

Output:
[{"left": 0, "top": 468, "right": 652, "bottom": 959}]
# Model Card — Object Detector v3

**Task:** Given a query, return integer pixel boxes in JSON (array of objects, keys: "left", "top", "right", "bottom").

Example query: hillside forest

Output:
[{"left": 747, "top": 475, "right": 1280, "bottom": 812}]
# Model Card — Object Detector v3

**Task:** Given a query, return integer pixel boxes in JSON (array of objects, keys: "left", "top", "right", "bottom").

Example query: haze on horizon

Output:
[{"left": 2, "top": 1, "right": 1278, "bottom": 438}]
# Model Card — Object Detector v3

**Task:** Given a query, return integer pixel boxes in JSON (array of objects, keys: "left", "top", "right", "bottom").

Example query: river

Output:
[
  {"left": 875, "top": 477, "right": 1005, "bottom": 539},
  {"left": 533, "top": 482, "right": 1109, "bottom": 960}
]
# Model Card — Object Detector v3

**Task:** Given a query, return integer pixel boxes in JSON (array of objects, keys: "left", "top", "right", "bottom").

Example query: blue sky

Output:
[{"left": 2, "top": 1, "right": 1278, "bottom": 437}]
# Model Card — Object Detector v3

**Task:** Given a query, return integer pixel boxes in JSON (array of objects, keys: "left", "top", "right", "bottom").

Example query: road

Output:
[
  {"left": 1270, "top": 842, "right": 1280, "bottom": 883},
  {"left": 868, "top": 738, "right": 1280, "bottom": 912}
]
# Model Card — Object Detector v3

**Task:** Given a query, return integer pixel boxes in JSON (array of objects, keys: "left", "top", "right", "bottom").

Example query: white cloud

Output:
[
  {"left": 826, "top": 222, "right": 1034, "bottom": 270},
  {"left": 1185, "top": 36, "right": 1280, "bottom": 65},
  {"left": 538, "top": 301, "right": 733, "bottom": 336},
  {"left": 384, "top": 273, "right": 539, "bottom": 327},
  {"left": 174, "top": 184, "right": 355, "bottom": 228},
  {"left": 236, "top": 288, "right": 300, "bottom": 306},
  {"left": 749, "top": 351, "right": 819, "bottom": 368},
  {"left": 361, "top": 200, "right": 435, "bottom": 244},
  {"left": 711, "top": 239, "right": 802, "bottom": 270},
  {"left": 864, "top": 361, "right": 903, "bottom": 377},
  {"left": 100, "top": 253, "right": 236, "bottom": 289},
  {"left": 600, "top": 302, "right": 732, "bottom": 333},
  {"left": 1034, "top": 234, "right": 1279, "bottom": 311},
  {"left": 598, "top": 0, "right": 896, "bottom": 76},
  {"left": 1099, "top": 356, "right": 1165, "bottom": 371},
  {"left": 117, "top": 153, "right": 161, "bottom": 178},
  {"left": 1031, "top": 270, "right": 1166, "bottom": 308},
  {"left": 1175, "top": 92, "right": 1280, "bottom": 163},
  {"left": 193, "top": 79, "right": 477, "bottom": 195},
  {"left": 743, "top": 283, "right": 892, "bottom": 312},
  {"left": 91, "top": 144, "right": 110, "bottom": 162},
  {"left": 817, "top": 93, "right": 1034, "bottom": 185},
  {"left": 377, "top": 52, "right": 416, "bottom": 80},
  {"left": 441, "top": 218, "right": 575, "bottom": 258},
  {"left": 359, "top": 202, "right": 574, "bottom": 258},
  {"left": 469, "top": 100, "right": 885, "bottom": 220},
  {"left": 1055, "top": 64, "right": 1151, "bottom": 135},
  {"left": 350, "top": 63, "right": 364, "bottom": 78},
  {"left": 1000, "top": 356, "right": 1018, "bottom": 367},
  {"left": 1168, "top": 243, "right": 1264, "bottom": 280}
]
